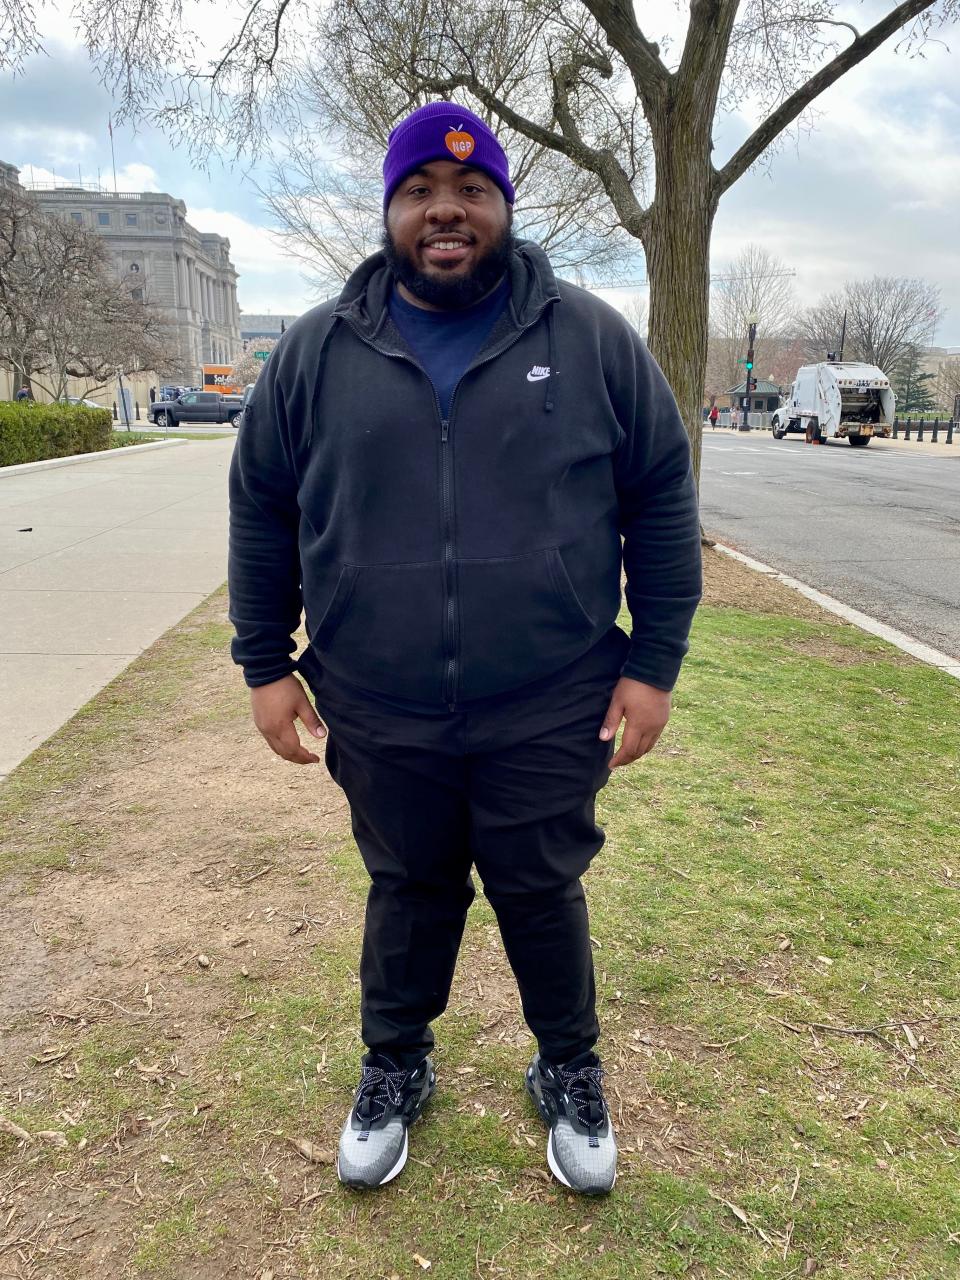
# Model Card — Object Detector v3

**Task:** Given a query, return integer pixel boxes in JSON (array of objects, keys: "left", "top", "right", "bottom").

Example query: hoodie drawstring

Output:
[
  {"left": 307, "top": 317, "right": 339, "bottom": 453},
  {"left": 544, "top": 302, "right": 558, "bottom": 413}
]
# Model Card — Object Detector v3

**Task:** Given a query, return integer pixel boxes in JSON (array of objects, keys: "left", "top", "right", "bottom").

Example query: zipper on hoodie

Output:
[
  {"left": 341, "top": 302, "right": 557, "bottom": 710},
  {"left": 439, "top": 415, "right": 456, "bottom": 709},
  {"left": 435, "top": 312, "right": 549, "bottom": 707}
]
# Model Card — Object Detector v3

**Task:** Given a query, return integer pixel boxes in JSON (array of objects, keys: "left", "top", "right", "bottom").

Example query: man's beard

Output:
[{"left": 382, "top": 223, "right": 516, "bottom": 310}]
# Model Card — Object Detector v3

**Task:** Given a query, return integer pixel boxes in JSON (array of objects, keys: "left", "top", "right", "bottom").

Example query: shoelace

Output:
[
  {"left": 354, "top": 1062, "right": 409, "bottom": 1136},
  {"left": 558, "top": 1063, "right": 607, "bottom": 1145}
]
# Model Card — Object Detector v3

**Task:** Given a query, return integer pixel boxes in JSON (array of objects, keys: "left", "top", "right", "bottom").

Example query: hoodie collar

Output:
[{"left": 332, "top": 239, "right": 560, "bottom": 340}]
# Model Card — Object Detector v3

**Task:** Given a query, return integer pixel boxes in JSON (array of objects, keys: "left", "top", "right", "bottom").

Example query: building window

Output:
[
  {"left": 71, "top": 212, "right": 83, "bottom": 224},
  {"left": 98, "top": 212, "right": 110, "bottom": 226},
  {"left": 126, "top": 212, "right": 139, "bottom": 227},
  {"left": 131, "top": 288, "right": 144, "bottom": 303}
]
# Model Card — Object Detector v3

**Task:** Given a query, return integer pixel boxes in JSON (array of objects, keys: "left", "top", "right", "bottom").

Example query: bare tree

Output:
[
  {"left": 617, "top": 293, "right": 648, "bottom": 343},
  {"left": 229, "top": 340, "right": 277, "bottom": 385},
  {"left": 0, "top": 185, "right": 183, "bottom": 400},
  {"left": 798, "top": 276, "right": 942, "bottom": 373},
  {"left": 261, "top": 153, "right": 386, "bottom": 298},
  {"left": 708, "top": 245, "right": 798, "bottom": 393},
  {"left": 263, "top": 130, "right": 638, "bottom": 298},
  {"left": 259, "top": 23, "right": 642, "bottom": 295},
  {"left": 8, "top": 0, "right": 956, "bottom": 483},
  {"left": 935, "top": 357, "right": 960, "bottom": 415}
]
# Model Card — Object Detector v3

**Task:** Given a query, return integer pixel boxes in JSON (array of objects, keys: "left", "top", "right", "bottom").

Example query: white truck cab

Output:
[{"left": 771, "top": 362, "right": 895, "bottom": 447}]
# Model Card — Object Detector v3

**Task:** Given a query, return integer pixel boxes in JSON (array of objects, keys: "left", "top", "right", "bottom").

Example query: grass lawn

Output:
[
  {"left": 0, "top": 551, "right": 957, "bottom": 1278},
  {"left": 110, "top": 430, "right": 235, "bottom": 447}
]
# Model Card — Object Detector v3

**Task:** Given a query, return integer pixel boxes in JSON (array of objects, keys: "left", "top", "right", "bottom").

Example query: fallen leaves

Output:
[
  {"left": 709, "top": 1190, "right": 775, "bottom": 1245},
  {"left": 36, "top": 1130, "right": 68, "bottom": 1148},
  {"left": 31, "top": 1046, "right": 72, "bottom": 1066},
  {"left": 289, "top": 1137, "right": 334, "bottom": 1164},
  {"left": 0, "top": 1116, "right": 33, "bottom": 1143}
]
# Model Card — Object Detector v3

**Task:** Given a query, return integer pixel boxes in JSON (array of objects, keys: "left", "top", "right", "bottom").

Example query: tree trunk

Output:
[{"left": 643, "top": 102, "right": 718, "bottom": 492}]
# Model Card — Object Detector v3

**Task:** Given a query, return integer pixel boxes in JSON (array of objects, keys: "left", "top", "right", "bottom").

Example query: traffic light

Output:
[{"left": 745, "top": 358, "right": 754, "bottom": 371}]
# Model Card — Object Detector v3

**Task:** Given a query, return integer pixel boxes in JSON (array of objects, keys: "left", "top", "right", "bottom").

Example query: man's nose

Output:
[{"left": 425, "top": 196, "right": 467, "bottom": 224}]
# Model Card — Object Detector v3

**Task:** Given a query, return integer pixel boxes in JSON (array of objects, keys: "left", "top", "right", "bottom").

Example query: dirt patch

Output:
[
  {"left": 786, "top": 635, "right": 879, "bottom": 665},
  {"left": 701, "top": 547, "right": 835, "bottom": 622}
]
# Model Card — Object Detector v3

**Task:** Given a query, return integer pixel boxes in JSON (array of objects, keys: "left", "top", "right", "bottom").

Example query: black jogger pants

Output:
[{"left": 299, "top": 625, "right": 630, "bottom": 1069}]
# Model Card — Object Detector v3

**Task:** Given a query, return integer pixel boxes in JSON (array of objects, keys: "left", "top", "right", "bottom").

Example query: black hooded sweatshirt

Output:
[{"left": 228, "top": 241, "right": 702, "bottom": 706}]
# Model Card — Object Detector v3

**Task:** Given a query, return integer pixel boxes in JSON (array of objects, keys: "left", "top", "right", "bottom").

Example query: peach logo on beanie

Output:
[{"left": 444, "top": 124, "right": 475, "bottom": 160}]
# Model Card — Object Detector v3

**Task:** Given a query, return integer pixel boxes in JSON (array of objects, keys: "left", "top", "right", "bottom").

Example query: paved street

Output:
[
  {"left": 700, "top": 431, "right": 960, "bottom": 658},
  {"left": 0, "top": 438, "right": 236, "bottom": 780}
]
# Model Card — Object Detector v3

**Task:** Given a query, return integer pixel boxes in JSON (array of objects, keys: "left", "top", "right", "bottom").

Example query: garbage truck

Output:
[{"left": 770, "top": 362, "right": 895, "bottom": 447}]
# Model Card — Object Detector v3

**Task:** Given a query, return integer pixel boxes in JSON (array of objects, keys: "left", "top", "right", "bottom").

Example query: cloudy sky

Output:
[{"left": 2, "top": 2, "right": 958, "bottom": 344}]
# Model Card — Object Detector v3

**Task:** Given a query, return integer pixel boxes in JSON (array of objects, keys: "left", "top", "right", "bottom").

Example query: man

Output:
[{"left": 228, "top": 102, "right": 701, "bottom": 1196}]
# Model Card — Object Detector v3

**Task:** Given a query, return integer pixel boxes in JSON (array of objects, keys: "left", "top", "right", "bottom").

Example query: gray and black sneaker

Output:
[
  {"left": 526, "top": 1050, "right": 617, "bottom": 1194},
  {"left": 336, "top": 1052, "right": 435, "bottom": 1189}
]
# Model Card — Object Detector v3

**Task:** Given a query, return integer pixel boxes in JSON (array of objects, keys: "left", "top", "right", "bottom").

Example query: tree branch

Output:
[
  {"left": 715, "top": 0, "right": 933, "bottom": 197},
  {"left": 417, "top": 71, "right": 649, "bottom": 240},
  {"left": 579, "top": 0, "right": 669, "bottom": 107}
]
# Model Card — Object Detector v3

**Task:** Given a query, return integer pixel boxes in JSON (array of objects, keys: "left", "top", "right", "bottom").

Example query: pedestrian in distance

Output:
[
  {"left": 15, "top": 386, "right": 30, "bottom": 401},
  {"left": 709, "top": 403, "right": 719, "bottom": 429},
  {"left": 228, "top": 101, "right": 702, "bottom": 1197}
]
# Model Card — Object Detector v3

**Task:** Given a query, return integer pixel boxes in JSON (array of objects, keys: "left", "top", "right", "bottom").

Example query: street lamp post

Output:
[{"left": 740, "top": 313, "right": 758, "bottom": 432}]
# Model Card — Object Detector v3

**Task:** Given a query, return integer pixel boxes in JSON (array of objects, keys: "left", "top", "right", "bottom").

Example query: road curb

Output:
[
  {"left": 713, "top": 542, "right": 960, "bottom": 683},
  {"left": 0, "top": 439, "right": 188, "bottom": 478}
]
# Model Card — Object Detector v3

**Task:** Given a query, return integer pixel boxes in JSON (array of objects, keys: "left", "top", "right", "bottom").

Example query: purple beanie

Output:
[{"left": 383, "top": 102, "right": 515, "bottom": 211}]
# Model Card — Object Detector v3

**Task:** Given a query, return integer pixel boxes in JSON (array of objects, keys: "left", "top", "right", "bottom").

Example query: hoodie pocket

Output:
[
  {"left": 456, "top": 546, "right": 596, "bottom": 698},
  {"left": 308, "top": 560, "right": 445, "bottom": 701}
]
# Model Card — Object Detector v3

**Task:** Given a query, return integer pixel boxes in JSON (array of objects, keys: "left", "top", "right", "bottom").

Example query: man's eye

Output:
[
  {"left": 408, "top": 186, "right": 429, "bottom": 196},
  {"left": 463, "top": 185, "right": 484, "bottom": 195}
]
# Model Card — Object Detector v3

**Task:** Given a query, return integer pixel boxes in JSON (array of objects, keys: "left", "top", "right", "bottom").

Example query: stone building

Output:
[
  {"left": 2, "top": 162, "right": 241, "bottom": 375},
  {"left": 239, "top": 313, "right": 301, "bottom": 344}
]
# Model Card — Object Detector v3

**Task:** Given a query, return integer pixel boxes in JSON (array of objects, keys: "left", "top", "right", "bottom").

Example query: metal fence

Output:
[{"left": 707, "top": 415, "right": 956, "bottom": 443}]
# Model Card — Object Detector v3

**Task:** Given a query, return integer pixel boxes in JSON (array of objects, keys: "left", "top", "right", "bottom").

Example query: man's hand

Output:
[
  {"left": 250, "top": 675, "right": 326, "bottom": 765},
  {"left": 599, "top": 677, "right": 671, "bottom": 769}
]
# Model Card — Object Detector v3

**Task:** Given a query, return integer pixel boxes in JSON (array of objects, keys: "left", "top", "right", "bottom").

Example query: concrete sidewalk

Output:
[{"left": 0, "top": 438, "right": 236, "bottom": 781}]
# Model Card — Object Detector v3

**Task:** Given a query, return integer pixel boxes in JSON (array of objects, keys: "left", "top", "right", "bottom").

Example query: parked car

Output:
[
  {"left": 59, "top": 396, "right": 103, "bottom": 409},
  {"left": 149, "top": 391, "right": 244, "bottom": 428}
]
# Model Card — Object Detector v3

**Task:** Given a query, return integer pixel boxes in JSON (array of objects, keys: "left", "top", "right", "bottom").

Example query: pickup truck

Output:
[{"left": 149, "top": 391, "right": 244, "bottom": 428}]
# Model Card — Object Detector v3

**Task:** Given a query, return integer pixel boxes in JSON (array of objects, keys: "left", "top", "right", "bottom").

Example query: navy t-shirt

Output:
[{"left": 388, "top": 276, "right": 510, "bottom": 420}]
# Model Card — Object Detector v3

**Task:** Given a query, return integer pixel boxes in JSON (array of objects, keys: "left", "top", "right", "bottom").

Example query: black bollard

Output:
[
  {"left": 893, "top": 418, "right": 899, "bottom": 438},
  {"left": 948, "top": 420, "right": 954, "bottom": 445},
  {"left": 932, "top": 419, "right": 939, "bottom": 443},
  {"left": 917, "top": 420, "right": 925, "bottom": 442},
  {"left": 135, "top": 401, "right": 141, "bottom": 422},
  {"left": 904, "top": 419, "right": 911, "bottom": 440},
  {"left": 112, "top": 401, "right": 118, "bottom": 421}
]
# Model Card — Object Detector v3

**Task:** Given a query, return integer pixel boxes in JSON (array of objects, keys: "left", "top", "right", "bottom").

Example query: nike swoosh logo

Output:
[{"left": 526, "top": 371, "right": 550, "bottom": 382}]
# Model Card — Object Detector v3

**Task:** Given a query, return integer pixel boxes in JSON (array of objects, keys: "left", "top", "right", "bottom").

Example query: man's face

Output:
[{"left": 383, "top": 161, "right": 513, "bottom": 310}]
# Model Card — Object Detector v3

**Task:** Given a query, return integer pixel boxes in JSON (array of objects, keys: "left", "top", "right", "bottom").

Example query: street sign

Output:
[{"left": 254, "top": 350, "right": 270, "bottom": 361}]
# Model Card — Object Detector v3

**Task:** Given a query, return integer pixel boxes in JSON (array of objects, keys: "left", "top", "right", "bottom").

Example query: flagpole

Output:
[{"left": 109, "top": 117, "right": 118, "bottom": 194}]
